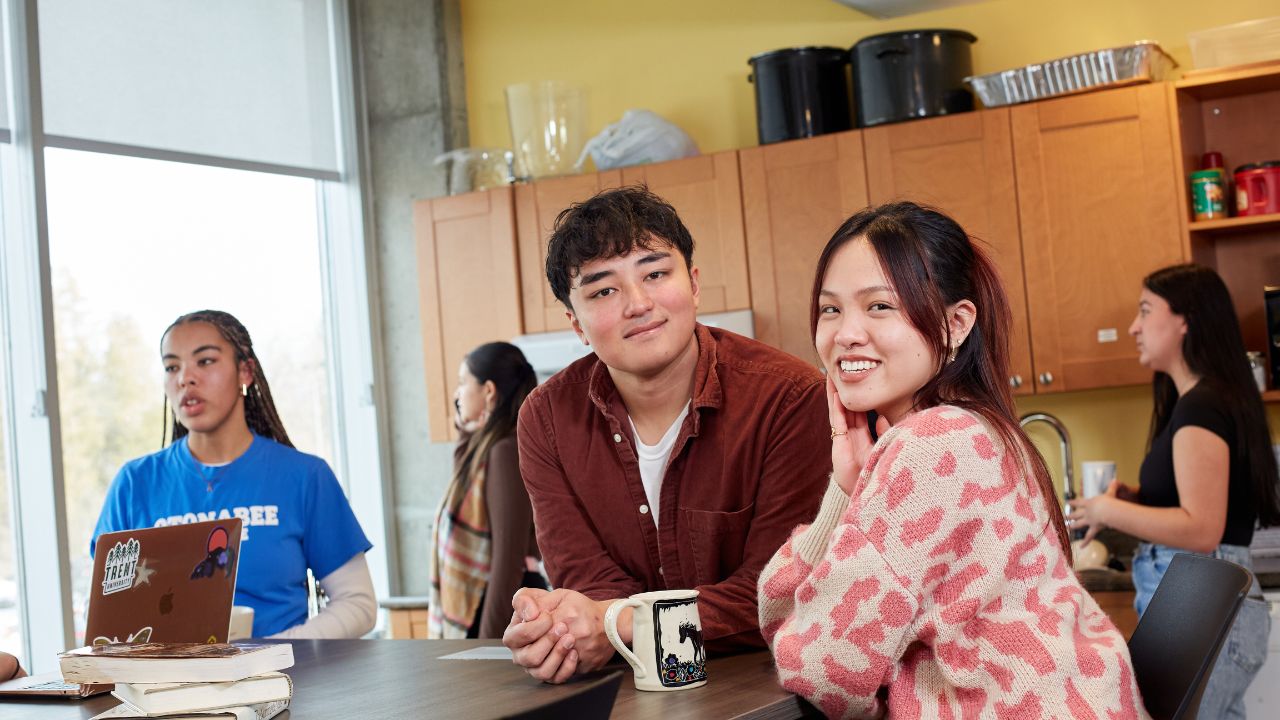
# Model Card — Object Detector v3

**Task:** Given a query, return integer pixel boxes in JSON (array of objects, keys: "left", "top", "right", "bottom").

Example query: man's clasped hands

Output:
[{"left": 501, "top": 587, "right": 634, "bottom": 683}]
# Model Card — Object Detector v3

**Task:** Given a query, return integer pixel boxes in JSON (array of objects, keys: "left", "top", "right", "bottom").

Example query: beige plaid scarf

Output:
[{"left": 427, "top": 455, "right": 492, "bottom": 639}]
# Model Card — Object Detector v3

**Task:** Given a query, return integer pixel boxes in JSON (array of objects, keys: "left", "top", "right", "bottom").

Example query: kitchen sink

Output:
[
  {"left": 1077, "top": 566, "right": 1134, "bottom": 593},
  {"left": 1074, "top": 528, "right": 1138, "bottom": 593}
]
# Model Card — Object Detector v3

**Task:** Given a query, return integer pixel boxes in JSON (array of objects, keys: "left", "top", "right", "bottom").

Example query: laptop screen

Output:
[{"left": 86, "top": 518, "right": 242, "bottom": 645}]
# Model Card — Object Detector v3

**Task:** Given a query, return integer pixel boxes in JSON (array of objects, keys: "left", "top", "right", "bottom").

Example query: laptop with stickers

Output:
[
  {"left": 86, "top": 517, "right": 243, "bottom": 646},
  {"left": 0, "top": 518, "right": 243, "bottom": 698}
]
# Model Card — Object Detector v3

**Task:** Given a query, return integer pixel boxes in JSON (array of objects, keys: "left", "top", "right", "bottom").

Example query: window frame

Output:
[{"left": 0, "top": 0, "right": 387, "bottom": 671}]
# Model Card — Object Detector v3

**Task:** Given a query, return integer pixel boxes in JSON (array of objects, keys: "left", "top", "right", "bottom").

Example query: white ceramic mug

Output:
[
  {"left": 1081, "top": 461, "right": 1117, "bottom": 499},
  {"left": 227, "top": 605, "right": 254, "bottom": 641},
  {"left": 604, "top": 589, "right": 707, "bottom": 692}
]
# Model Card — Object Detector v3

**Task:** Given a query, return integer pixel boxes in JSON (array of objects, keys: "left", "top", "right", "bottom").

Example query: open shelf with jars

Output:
[
  {"left": 1172, "top": 61, "right": 1280, "bottom": 369},
  {"left": 1187, "top": 212, "right": 1280, "bottom": 236}
]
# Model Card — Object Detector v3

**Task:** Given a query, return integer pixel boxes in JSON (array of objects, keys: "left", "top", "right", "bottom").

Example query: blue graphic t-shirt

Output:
[{"left": 91, "top": 434, "right": 373, "bottom": 637}]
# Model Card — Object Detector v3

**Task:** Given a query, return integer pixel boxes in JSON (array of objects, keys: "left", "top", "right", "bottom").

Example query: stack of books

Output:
[{"left": 58, "top": 642, "right": 295, "bottom": 719}]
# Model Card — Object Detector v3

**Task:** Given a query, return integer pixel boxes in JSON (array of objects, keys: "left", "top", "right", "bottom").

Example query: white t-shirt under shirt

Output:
[{"left": 629, "top": 402, "right": 691, "bottom": 525}]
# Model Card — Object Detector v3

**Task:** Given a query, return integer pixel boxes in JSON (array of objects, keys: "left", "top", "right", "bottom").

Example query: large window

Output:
[
  {"left": 0, "top": 346, "right": 19, "bottom": 663},
  {"left": 44, "top": 148, "right": 333, "bottom": 640},
  {"left": 3, "top": 1, "right": 385, "bottom": 668}
]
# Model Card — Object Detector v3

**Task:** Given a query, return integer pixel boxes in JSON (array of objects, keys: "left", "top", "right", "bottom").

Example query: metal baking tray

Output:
[{"left": 964, "top": 41, "right": 1176, "bottom": 107}]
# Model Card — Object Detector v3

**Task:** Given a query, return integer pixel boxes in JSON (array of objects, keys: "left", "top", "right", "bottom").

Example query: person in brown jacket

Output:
[
  {"left": 502, "top": 186, "right": 831, "bottom": 683},
  {"left": 428, "top": 341, "right": 542, "bottom": 639}
]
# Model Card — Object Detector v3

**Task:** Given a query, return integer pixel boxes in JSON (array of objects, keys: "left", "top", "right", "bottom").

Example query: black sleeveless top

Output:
[{"left": 1137, "top": 383, "right": 1256, "bottom": 547}]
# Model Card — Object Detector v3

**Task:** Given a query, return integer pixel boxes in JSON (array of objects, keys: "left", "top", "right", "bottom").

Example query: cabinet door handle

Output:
[
  {"left": 1038, "top": 372, "right": 1054, "bottom": 386},
  {"left": 1009, "top": 375, "right": 1023, "bottom": 389}
]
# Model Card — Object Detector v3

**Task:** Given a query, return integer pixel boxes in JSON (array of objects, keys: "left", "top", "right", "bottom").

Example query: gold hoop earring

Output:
[{"left": 241, "top": 384, "right": 249, "bottom": 397}]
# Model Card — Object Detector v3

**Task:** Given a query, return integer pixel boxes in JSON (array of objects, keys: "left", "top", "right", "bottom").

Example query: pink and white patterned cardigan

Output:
[{"left": 758, "top": 405, "right": 1149, "bottom": 719}]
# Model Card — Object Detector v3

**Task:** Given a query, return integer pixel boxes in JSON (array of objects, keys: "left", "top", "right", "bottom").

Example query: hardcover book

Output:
[
  {"left": 59, "top": 643, "right": 294, "bottom": 685},
  {"left": 112, "top": 672, "right": 293, "bottom": 716},
  {"left": 91, "top": 699, "right": 289, "bottom": 720}
]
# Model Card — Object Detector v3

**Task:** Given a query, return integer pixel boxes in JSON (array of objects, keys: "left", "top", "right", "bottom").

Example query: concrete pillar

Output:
[{"left": 351, "top": 0, "right": 466, "bottom": 595}]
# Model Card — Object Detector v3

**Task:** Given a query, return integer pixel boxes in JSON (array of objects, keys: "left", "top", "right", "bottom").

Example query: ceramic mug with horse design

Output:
[{"left": 604, "top": 589, "right": 707, "bottom": 691}]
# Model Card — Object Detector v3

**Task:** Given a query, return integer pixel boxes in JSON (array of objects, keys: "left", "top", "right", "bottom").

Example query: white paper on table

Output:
[{"left": 437, "top": 646, "right": 515, "bottom": 661}]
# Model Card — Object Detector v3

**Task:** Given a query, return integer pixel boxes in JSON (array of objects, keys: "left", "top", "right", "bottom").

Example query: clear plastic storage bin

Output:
[{"left": 1188, "top": 17, "right": 1280, "bottom": 71}]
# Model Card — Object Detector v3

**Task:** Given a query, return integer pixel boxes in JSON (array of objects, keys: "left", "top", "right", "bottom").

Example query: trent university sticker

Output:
[{"left": 102, "top": 538, "right": 141, "bottom": 595}]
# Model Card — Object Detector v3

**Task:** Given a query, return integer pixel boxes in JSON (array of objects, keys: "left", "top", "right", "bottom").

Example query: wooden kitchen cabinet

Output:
[
  {"left": 1012, "top": 84, "right": 1186, "bottom": 393},
  {"left": 740, "top": 131, "right": 870, "bottom": 367},
  {"left": 864, "top": 109, "right": 1034, "bottom": 395},
  {"left": 415, "top": 187, "right": 523, "bottom": 443},
  {"left": 514, "top": 151, "right": 750, "bottom": 333},
  {"left": 515, "top": 172, "right": 622, "bottom": 333}
]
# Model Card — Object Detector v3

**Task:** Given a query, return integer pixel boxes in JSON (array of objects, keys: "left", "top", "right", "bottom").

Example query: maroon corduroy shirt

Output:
[{"left": 516, "top": 324, "right": 831, "bottom": 651}]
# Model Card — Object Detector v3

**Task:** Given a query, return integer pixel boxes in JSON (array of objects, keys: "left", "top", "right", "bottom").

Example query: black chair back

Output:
[
  {"left": 502, "top": 670, "right": 625, "bottom": 720},
  {"left": 1127, "top": 553, "right": 1253, "bottom": 720}
]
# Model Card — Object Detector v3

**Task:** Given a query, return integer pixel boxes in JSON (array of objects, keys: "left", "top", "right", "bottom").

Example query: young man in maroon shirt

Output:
[{"left": 502, "top": 186, "right": 830, "bottom": 683}]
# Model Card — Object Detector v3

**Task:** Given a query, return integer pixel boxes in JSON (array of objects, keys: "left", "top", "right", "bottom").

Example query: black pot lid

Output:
[
  {"left": 853, "top": 28, "right": 978, "bottom": 46},
  {"left": 749, "top": 46, "right": 849, "bottom": 64}
]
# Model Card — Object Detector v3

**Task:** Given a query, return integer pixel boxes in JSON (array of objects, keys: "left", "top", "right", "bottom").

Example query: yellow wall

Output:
[
  {"left": 461, "top": 0, "right": 1280, "bottom": 496},
  {"left": 462, "top": 0, "right": 1278, "bottom": 152}
]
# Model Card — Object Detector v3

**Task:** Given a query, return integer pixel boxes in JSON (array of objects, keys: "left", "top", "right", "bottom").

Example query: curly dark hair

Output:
[{"left": 544, "top": 185, "right": 694, "bottom": 309}]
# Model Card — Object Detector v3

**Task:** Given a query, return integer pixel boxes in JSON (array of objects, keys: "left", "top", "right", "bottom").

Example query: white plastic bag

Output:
[{"left": 575, "top": 109, "right": 699, "bottom": 171}]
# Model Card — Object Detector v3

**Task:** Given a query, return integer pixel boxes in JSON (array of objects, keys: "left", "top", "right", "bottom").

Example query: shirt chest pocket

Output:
[{"left": 680, "top": 503, "right": 755, "bottom": 584}]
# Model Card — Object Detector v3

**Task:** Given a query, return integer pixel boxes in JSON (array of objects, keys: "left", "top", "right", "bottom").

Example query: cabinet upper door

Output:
[
  {"left": 515, "top": 172, "right": 622, "bottom": 333},
  {"left": 864, "top": 109, "right": 1034, "bottom": 396},
  {"left": 740, "top": 131, "right": 870, "bottom": 367},
  {"left": 619, "top": 152, "right": 749, "bottom": 315},
  {"left": 415, "top": 187, "right": 523, "bottom": 443},
  {"left": 1012, "top": 84, "right": 1185, "bottom": 393},
  {"left": 515, "top": 152, "right": 749, "bottom": 333}
]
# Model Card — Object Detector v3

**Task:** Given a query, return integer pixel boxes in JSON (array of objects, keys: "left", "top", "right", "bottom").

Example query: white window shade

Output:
[{"left": 38, "top": 0, "right": 338, "bottom": 179}]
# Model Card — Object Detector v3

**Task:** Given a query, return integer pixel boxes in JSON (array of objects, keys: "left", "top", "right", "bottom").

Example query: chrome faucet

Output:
[{"left": 1019, "top": 412, "right": 1075, "bottom": 503}]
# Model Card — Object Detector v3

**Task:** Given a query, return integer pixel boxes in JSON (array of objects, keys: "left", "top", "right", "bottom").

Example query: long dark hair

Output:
[
  {"left": 454, "top": 342, "right": 537, "bottom": 488},
  {"left": 810, "top": 202, "right": 1071, "bottom": 556},
  {"left": 1143, "top": 264, "right": 1280, "bottom": 526},
  {"left": 161, "top": 310, "right": 293, "bottom": 448}
]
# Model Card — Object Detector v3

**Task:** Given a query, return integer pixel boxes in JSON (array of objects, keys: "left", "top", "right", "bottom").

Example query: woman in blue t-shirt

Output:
[
  {"left": 92, "top": 310, "right": 375, "bottom": 638},
  {"left": 1071, "top": 264, "right": 1279, "bottom": 717}
]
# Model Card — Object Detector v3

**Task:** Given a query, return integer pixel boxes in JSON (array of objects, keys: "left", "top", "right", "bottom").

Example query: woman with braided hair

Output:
[{"left": 91, "top": 310, "right": 375, "bottom": 638}]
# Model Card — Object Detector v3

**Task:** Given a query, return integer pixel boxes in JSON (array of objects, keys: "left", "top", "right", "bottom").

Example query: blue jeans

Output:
[{"left": 1133, "top": 543, "right": 1270, "bottom": 719}]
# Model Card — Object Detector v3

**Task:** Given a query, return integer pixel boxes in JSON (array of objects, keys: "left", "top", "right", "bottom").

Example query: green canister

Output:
[{"left": 1190, "top": 169, "right": 1226, "bottom": 221}]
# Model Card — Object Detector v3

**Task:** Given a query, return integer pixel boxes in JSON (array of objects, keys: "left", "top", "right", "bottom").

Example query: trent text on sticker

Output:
[
  {"left": 1097, "top": 328, "right": 1118, "bottom": 343},
  {"left": 102, "top": 538, "right": 141, "bottom": 595}
]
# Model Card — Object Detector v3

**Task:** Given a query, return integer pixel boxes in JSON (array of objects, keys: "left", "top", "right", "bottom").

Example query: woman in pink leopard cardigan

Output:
[{"left": 758, "top": 202, "right": 1148, "bottom": 719}]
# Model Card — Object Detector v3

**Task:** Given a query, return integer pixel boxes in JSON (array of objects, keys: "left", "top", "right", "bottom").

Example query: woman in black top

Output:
[{"left": 1071, "top": 263, "right": 1279, "bottom": 718}]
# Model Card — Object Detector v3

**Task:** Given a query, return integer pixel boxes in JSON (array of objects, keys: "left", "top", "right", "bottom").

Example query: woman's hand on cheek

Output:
[{"left": 827, "top": 376, "right": 886, "bottom": 496}]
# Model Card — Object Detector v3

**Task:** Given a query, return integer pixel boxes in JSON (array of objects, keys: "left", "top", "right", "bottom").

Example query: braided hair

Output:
[{"left": 160, "top": 310, "right": 294, "bottom": 449}]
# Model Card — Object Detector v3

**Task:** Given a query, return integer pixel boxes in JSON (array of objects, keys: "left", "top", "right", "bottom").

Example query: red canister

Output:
[{"left": 1235, "top": 161, "right": 1280, "bottom": 216}]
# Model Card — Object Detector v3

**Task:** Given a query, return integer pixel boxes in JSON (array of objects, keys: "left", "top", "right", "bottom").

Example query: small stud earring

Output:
[{"left": 241, "top": 383, "right": 249, "bottom": 397}]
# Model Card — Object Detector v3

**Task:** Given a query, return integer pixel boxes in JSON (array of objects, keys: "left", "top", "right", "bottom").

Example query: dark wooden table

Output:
[{"left": 1, "top": 640, "right": 817, "bottom": 719}]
